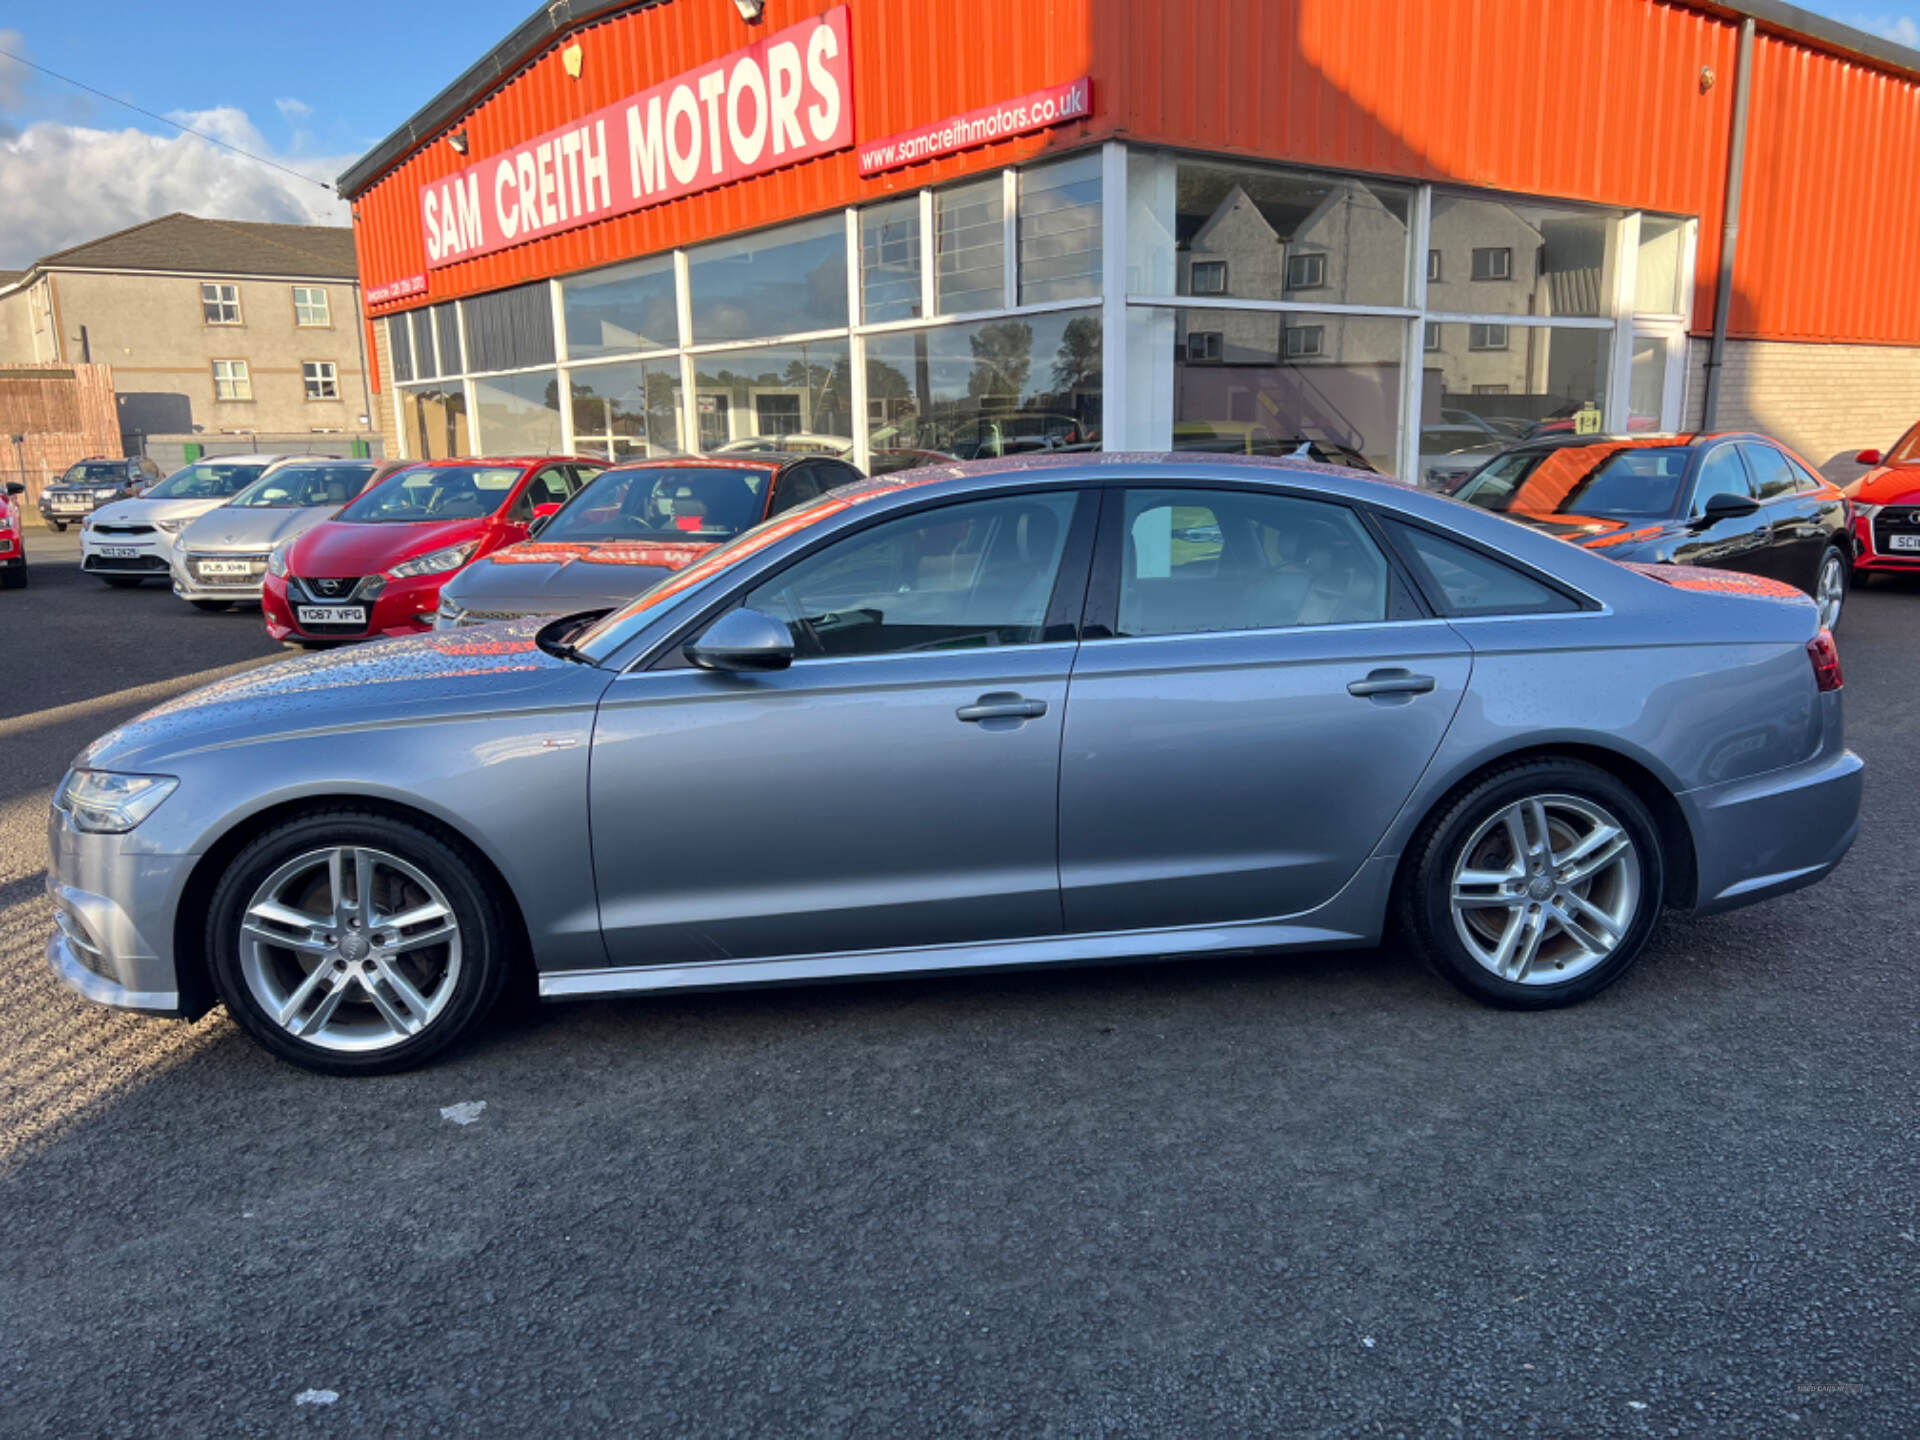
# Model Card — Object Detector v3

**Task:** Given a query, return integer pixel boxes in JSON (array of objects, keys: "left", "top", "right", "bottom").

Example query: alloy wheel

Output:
[
  {"left": 237, "top": 846, "right": 463, "bottom": 1052},
  {"left": 1816, "top": 551, "right": 1846, "bottom": 630},
  {"left": 1448, "top": 794, "right": 1641, "bottom": 985}
]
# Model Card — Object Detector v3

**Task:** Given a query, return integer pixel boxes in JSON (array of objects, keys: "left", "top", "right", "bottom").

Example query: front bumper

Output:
[
  {"left": 1680, "top": 743, "right": 1864, "bottom": 916},
  {"left": 40, "top": 493, "right": 104, "bottom": 523},
  {"left": 44, "top": 802, "right": 194, "bottom": 1016},
  {"left": 1852, "top": 509, "right": 1920, "bottom": 571},
  {"left": 172, "top": 551, "right": 270, "bottom": 602},
  {"left": 262, "top": 572, "right": 445, "bottom": 643},
  {"left": 82, "top": 533, "right": 173, "bottom": 576}
]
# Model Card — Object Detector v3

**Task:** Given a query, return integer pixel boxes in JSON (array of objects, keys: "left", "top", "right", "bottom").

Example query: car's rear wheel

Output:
[
  {"left": 1400, "top": 759, "right": 1665, "bottom": 1009},
  {"left": 1814, "top": 546, "right": 1848, "bottom": 630},
  {"left": 99, "top": 575, "right": 143, "bottom": 588},
  {"left": 206, "top": 810, "right": 511, "bottom": 1075},
  {"left": 189, "top": 600, "right": 230, "bottom": 612}
]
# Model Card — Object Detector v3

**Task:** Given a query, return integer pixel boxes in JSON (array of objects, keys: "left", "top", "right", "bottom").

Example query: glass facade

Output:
[{"left": 389, "top": 143, "right": 1697, "bottom": 486}]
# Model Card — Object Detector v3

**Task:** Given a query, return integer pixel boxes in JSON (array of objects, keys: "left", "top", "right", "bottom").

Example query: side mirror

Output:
[
  {"left": 1698, "top": 490, "right": 1761, "bottom": 524},
  {"left": 1855, "top": 449, "right": 1882, "bottom": 467},
  {"left": 685, "top": 608, "right": 793, "bottom": 673},
  {"left": 3, "top": 481, "right": 23, "bottom": 496}
]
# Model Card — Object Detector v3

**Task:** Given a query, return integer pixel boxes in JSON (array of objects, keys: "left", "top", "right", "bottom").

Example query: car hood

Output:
[
  {"left": 91, "top": 496, "right": 231, "bottom": 528},
  {"left": 288, "top": 517, "right": 491, "bottom": 576},
  {"left": 1852, "top": 462, "right": 1920, "bottom": 506},
  {"left": 180, "top": 505, "right": 339, "bottom": 552},
  {"left": 442, "top": 539, "right": 716, "bottom": 614},
  {"left": 78, "top": 620, "right": 610, "bottom": 772}
]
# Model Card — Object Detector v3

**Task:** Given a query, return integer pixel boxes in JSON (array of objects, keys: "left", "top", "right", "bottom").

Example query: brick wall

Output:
[
  {"left": 1686, "top": 339, "right": 1920, "bottom": 482},
  {"left": 369, "top": 318, "right": 402, "bottom": 461}
]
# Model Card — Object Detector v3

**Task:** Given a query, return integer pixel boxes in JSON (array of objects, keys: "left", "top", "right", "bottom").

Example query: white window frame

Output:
[
  {"left": 1283, "top": 324, "right": 1326, "bottom": 358},
  {"left": 1186, "top": 331, "right": 1222, "bottom": 361},
  {"left": 211, "top": 358, "right": 251, "bottom": 401},
  {"left": 302, "top": 360, "right": 339, "bottom": 400},
  {"left": 201, "top": 282, "right": 242, "bottom": 325},
  {"left": 1189, "top": 260, "right": 1227, "bottom": 294},
  {"left": 1470, "top": 246, "right": 1513, "bottom": 282},
  {"left": 292, "top": 285, "right": 331, "bottom": 327},
  {"left": 1468, "top": 323, "right": 1509, "bottom": 351},
  {"left": 1284, "top": 253, "right": 1327, "bottom": 291}
]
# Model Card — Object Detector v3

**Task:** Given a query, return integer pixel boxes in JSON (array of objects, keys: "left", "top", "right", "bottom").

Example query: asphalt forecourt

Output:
[{"left": 1, "top": 535, "right": 1916, "bottom": 1434}]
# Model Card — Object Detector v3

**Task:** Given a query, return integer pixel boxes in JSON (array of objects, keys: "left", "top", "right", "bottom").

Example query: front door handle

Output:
[
  {"left": 957, "top": 694, "right": 1048, "bottom": 722},
  {"left": 1347, "top": 669, "right": 1436, "bottom": 698}
]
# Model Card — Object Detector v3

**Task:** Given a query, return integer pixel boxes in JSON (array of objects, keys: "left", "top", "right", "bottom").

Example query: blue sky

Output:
[{"left": 1, "top": 0, "right": 1916, "bottom": 266}]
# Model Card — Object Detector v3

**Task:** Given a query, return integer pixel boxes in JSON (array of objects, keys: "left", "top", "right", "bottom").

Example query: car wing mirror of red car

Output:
[
  {"left": 1855, "top": 449, "right": 1882, "bottom": 466},
  {"left": 531, "top": 501, "right": 563, "bottom": 518}
]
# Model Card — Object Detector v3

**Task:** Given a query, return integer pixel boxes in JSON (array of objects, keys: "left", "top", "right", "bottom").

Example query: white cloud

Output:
[
  {"left": 0, "top": 108, "right": 350, "bottom": 266},
  {"left": 274, "top": 96, "right": 313, "bottom": 122},
  {"left": 1878, "top": 16, "right": 1920, "bottom": 46}
]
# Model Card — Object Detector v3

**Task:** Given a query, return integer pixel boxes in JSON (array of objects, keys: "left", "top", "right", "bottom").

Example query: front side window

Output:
[
  {"left": 292, "top": 286, "right": 331, "bottom": 326},
  {"left": 201, "top": 282, "right": 241, "bottom": 324},
  {"left": 1114, "top": 488, "right": 1389, "bottom": 637},
  {"left": 1740, "top": 443, "right": 1798, "bottom": 501},
  {"left": 338, "top": 464, "right": 522, "bottom": 523},
  {"left": 544, "top": 465, "right": 772, "bottom": 543},
  {"left": 302, "top": 361, "right": 339, "bottom": 399},
  {"left": 745, "top": 492, "right": 1079, "bottom": 657},
  {"left": 212, "top": 359, "right": 251, "bottom": 400},
  {"left": 231, "top": 464, "right": 376, "bottom": 508},
  {"left": 146, "top": 461, "right": 269, "bottom": 500},
  {"left": 1691, "top": 445, "right": 1755, "bottom": 516},
  {"left": 1387, "top": 522, "right": 1577, "bottom": 617}
]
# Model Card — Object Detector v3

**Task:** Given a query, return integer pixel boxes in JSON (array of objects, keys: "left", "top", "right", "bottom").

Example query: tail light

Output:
[{"left": 1808, "top": 629, "right": 1843, "bottom": 692}]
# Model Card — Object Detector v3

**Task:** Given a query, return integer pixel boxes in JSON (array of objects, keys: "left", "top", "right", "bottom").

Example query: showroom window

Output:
[
  {"left": 1018, "top": 154, "right": 1102, "bottom": 304},
  {"left": 569, "top": 358, "right": 684, "bottom": 461},
  {"left": 410, "top": 309, "right": 438, "bottom": 379},
  {"left": 691, "top": 340, "right": 852, "bottom": 454},
  {"left": 935, "top": 176, "right": 1006, "bottom": 315},
  {"left": 861, "top": 197, "right": 922, "bottom": 324},
  {"left": 472, "top": 370, "right": 563, "bottom": 454},
  {"left": 400, "top": 385, "right": 470, "bottom": 459},
  {"left": 463, "top": 285, "right": 551, "bottom": 373},
  {"left": 687, "top": 214, "right": 848, "bottom": 342},
  {"left": 388, "top": 315, "right": 414, "bottom": 383},
  {"left": 563, "top": 255, "right": 678, "bottom": 359}
]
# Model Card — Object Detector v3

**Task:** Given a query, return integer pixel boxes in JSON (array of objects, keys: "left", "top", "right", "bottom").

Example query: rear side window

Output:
[
  {"left": 1740, "top": 443, "right": 1798, "bottom": 500},
  {"left": 1115, "top": 488, "right": 1390, "bottom": 637},
  {"left": 1387, "top": 523, "right": 1579, "bottom": 617}
]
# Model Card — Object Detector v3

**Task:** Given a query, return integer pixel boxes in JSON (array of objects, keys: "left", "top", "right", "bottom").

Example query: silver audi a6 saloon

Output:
[{"left": 48, "top": 455, "right": 1863, "bottom": 1074}]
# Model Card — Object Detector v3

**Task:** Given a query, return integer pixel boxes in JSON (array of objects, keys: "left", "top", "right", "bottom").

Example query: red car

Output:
[
  {"left": 262, "top": 457, "right": 602, "bottom": 644},
  {"left": 1, "top": 479, "right": 27, "bottom": 588},
  {"left": 1846, "top": 422, "right": 1920, "bottom": 579}
]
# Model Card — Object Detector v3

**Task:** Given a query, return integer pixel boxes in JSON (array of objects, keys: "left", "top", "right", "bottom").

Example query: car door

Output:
[
  {"left": 1673, "top": 442, "right": 1773, "bottom": 576},
  {"left": 1740, "top": 441, "right": 1827, "bottom": 591},
  {"left": 1057, "top": 484, "right": 1473, "bottom": 933},
  {"left": 589, "top": 488, "right": 1095, "bottom": 965}
]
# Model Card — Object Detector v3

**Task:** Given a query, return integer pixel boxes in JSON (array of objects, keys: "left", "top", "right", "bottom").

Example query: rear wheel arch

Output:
[
  {"left": 1391, "top": 741, "right": 1698, "bottom": 916},
  {"left": 171, "top": 795, "right": 535, "bottom": 1021}
]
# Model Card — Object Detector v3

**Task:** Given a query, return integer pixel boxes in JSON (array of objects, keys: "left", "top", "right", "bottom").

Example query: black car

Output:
[
  {"left": 433, "top": 451, "right": 864, "bottom": 628},
  {"left": 1453, "top": 431, "right": 1853, "bottom": 629},
  {"left": 38, "top": 456, "right": 164, "bottom": 530}
]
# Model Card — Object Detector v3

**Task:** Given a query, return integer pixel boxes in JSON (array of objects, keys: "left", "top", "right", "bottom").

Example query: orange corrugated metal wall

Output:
[{"left": 352, "top": 0, "right": 1920, "bottom": 349}]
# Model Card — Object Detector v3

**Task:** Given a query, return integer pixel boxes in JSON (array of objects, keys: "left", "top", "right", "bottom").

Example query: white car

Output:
[
  {"left": 82, "top": 454, "right": 318, "bottom": 589},
  {"left": 172, "top": 458, "right": 395, "bottom": 610}
]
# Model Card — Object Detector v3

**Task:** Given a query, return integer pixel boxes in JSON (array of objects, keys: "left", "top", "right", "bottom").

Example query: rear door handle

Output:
[
  {"left": 1347, "top": 669, "right": 1436, "bottom": 698},
  {"left": 957, "top": 694, "right": 1048, "bottom": 722}
]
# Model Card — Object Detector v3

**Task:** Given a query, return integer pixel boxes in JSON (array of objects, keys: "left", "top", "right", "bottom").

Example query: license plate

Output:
[
  {"left": 198, "top": 560, "right": 254, "bottom": 577},
  {"left": 100, "top": 545, "right": 141, "bottom": 559},
  {"left": 1889, "top": 534, "right": 1920, "bottom": 552},
  {"left": 296, "top": 605, "right": 365, "bottom": 626},
  {"left": 54, "top": 498, "right": 88, "bottom": 511}
]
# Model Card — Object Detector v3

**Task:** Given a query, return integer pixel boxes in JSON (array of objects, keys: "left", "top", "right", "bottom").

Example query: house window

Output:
[
  {"left": 201, "top": 283, "right": 242, "bottom": 325},
  {"left": 1285, "top": 253, "right": 1327, "bottom": 290},
  {"left": 1472, "top": 384, "right": 1510, "bottom": 395},
  {"left": 1427, "top": 250, "right": 1442, "bottom": 283},
  {"left": 303, "top": 361, "right": 339, "bottom": 400},
  {"left": 1186, "top": 331, "right": 1223, "bottom": 361},
  {"left": 1190, "top": 260, "right": 1227, "bottom": 295},
  {"left": 1284, "top": 324, "right": 1326, "bottom": 358},
  {"left": 1469, "top": 323, "right": 1509, "bottom": 350},
  {"left": 293, "top": 286, "right": 331, "bottom": 327},
  {"left": 1424, "top": 322, "right": 1441, "bottom": 351},
  {"left": 1471, "top": 247, "right": 1513, "bottom": 282},
  {"left": 212, "top": 359, "right": 252, "bottom": 400}
]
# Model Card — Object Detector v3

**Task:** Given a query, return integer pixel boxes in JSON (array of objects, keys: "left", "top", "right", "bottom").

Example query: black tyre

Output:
[
  {"left": 1399, "top": 758, "right": 1665, "bottom": 1009},
  {"left": 206, "top": 809, "right": 513, "bottom": 1075},
  {"left": 189, "top": 599, "right": 231, "bottom": 612},
  {"left": 1813, "top": 545, "right": 1848, "bottom": 630},
  {"left": 51, "top": 521, "right": 67, "bottom": 532},
  {"left": 100, "top": 575, "right": 144, "bottom": 588}
]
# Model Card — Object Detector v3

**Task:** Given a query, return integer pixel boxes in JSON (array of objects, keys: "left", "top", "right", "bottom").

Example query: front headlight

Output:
[
  {"left": 388, "top": 540, "right": 478, "bottom": 580},
  {"left": 93, "top": 487, "right": 119, "bottom": 500},
  {"left": 1855, "top": 503, "right": 1881, "bottom": 523},
  {"left": 59, "top": 770, "right": 178, "bottom": 834},
  {"left": 154, "top": 517, "right": 191, "bottom": 534},
  {"left": 434, "top": 593, "right": 466, "bottom": 630},
  {"left": 267, "top": 542, "right": 291, "bottom": 578}
]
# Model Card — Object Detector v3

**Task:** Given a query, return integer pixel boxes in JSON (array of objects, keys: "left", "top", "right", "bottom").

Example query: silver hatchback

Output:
[{"left": 47, "top": 455, "right": 1862, "bottom": 1074}]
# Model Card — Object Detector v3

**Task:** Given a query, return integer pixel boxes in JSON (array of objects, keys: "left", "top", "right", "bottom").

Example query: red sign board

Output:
[
  {"left": 857, "top": 78, "right": 1092, "bottom": 176},
  {"left": 420, "top": 7, "right": 852, "bottom": 269},
  {"left": 365, "top": 273, "right": 427, "bottom": 305}
]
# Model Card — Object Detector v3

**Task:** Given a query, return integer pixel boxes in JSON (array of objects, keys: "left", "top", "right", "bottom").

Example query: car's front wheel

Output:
[
  {"left": 1401, "top": 759, "right": 1665, "bottom": 1009},
  {"left": 206, "top": 810, "right": 511, "bottom": 1075}
]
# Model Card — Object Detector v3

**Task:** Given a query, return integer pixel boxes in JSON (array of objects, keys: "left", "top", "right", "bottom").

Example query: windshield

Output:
[
  {"left": 543, "top": 465, "right": 769, "bottom": 544},
  {"left": 230, "top": 462, "right": 377, "bottom": 509},
  {"left": 1888, "top": 422, "right": 1920, "bottom": 465},
  {"left": 62, "top": 462, "right": 126, "bottom": 483},
  {"left": 146, "top": 461, "right": 271, "bottom": 500},
  {"left": 1458, "top": 445, "right": 1691, "bottom": 519},
  {"left": 337, "top": 464, "right": 521, "bottom": 523}
]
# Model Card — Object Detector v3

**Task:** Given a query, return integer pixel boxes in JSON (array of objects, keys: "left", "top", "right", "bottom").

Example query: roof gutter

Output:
[
  {"left": 1701, "top": 16, "right": 1756, "bottom": 432},
  {"left": 336, "top": 0, "right": 672, "bottom": 201}
]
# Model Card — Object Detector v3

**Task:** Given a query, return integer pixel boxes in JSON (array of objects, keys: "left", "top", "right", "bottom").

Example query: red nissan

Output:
[{"left": 262, "top": 457, "right": 601, "bottom": 644}]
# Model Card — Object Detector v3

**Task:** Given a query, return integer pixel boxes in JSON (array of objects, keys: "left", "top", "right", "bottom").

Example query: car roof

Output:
[
  {"left": 1501, "top": 431, "right": 1775, "bottom": 455},
  {"left": 597, "top": 454, "right": 822, "bottom": 474}
]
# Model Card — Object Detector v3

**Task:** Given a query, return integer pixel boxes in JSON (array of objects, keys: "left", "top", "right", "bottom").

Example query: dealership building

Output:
[{"left": 340, "top": 0, "right": 1920, "bottom": 484}]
